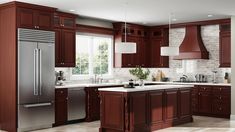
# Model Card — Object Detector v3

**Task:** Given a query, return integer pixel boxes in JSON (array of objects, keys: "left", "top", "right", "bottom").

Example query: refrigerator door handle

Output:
[
  {"left": 38, "top": 49, "right": 42, "bottom": 95},
  {"left": 23, "top": 102, "right": 52, "bottom": 108},
  {"left": 34, "top": 49, "right": 38, "bottom": 96}
]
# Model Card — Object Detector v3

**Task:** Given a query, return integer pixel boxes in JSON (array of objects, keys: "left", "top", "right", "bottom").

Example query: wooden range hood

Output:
[{"left": 174, "top": 25, "right": 209, "bottom": 60}]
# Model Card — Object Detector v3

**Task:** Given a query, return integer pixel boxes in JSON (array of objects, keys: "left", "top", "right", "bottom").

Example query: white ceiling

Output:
[{"left": 1, "top": 0, "right": 235, "bottom": 26}]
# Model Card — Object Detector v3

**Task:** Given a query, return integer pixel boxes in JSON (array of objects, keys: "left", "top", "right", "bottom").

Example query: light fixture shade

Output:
[
  {"left": 161, "top": 46, "right": 179, "bottom": 56},
  {"left": 115, "top": 42, "right": 137, "bottom": 54}
]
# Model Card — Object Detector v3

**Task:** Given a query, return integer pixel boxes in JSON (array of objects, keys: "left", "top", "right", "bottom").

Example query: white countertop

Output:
[
  {"left": 55, "top": 81, "right": 230, "bottom": 89},
  {"left": 98, "top": 85, "right": 194, "bottom": 92},
  {"left": 55, "top": 83, "right": 123, "bottom": 89}
]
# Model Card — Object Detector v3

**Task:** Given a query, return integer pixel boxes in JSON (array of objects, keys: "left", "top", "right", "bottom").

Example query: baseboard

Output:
[{"left": 230, "top": 115, "right": 235, "bottom": 120}]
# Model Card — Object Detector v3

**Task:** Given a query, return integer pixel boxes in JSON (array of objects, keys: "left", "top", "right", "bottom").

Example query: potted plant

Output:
[{"left": 129, "top": 66, "right": 150, "bottom": 86}]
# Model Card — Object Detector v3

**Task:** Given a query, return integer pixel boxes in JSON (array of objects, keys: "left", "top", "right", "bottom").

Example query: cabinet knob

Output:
[
  {"left": 219, "top": 107, "right": 222, "bottom": 111},
  {"left": 198, "top": 93, "right": 201, "bottom": 95},
  {"left": 203, "top": 88, "right": 206, "bottom": 90},
  {"left": 37, "top": 26, "right": 40, "bottom": 29},
  {"left": 220, "top": 88, "right": 222, "bottom": 91},
  {"left": 34, "top": 26, "right": 37, "bottom": 29},
  {"left": 60, "top": 91, "right": 63, "bottom": 93},
  {"left": 219, "top": 96, "right": 222, "bottom": 99},
  {"left": 128, "top": 64, "right": 131, "bottom": 66}
]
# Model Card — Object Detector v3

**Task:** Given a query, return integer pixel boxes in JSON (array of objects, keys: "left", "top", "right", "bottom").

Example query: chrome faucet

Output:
[{"left": 180, "top": 75, "right": 188, "bottom": 82}]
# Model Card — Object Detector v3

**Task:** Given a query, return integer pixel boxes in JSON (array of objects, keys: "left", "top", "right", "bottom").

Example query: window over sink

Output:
[{"left": 70, "top": 33, "right": 113, "bottom": 79}]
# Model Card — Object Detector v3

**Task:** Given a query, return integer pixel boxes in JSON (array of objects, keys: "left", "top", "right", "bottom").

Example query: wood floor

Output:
[{"left": 1, "top": 116, "right": 235, "bottom": 132}]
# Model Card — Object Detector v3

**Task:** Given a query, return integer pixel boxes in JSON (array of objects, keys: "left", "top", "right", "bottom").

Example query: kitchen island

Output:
[{"left": 98, "top": 85, "right": 194, "bottom": 132}]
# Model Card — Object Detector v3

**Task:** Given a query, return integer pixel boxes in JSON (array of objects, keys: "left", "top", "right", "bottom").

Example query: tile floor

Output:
[{"left": 2, "top": 116, "right": 235, "bottom": 132}]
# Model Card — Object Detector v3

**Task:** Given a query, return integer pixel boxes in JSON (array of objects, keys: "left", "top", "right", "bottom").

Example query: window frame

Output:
[{"left": 70, "top": 32, "right": 114, "bottom": 80}]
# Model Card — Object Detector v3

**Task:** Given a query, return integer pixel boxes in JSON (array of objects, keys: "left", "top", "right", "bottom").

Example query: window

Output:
[{"left": 71, "top": 33, "right": 113, "bottom": 78}]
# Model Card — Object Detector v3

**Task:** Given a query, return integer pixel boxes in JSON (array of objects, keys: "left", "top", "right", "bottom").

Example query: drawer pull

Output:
[
  {"left": 203, "top": 88, "right": 206, "bottom": 90},
  {"left": 219, "top": 96, "right": 222, "bottom": 99},
  {"left": 219, "top": 107, "right": 222, "bottom": 111},
  {"left": 60, "top": 91, "right": 63, "bottom": 94},
  {"left": 220, "top": 88, "right": 222, "bottom": 91}
]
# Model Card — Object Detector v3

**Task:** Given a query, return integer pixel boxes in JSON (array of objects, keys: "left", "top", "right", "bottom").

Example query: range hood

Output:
[{"left": 174, "top": 25, "right": 209, "bottom": 60}]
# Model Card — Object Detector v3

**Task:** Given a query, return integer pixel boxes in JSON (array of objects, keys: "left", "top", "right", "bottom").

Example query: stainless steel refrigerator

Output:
[{"left": 18, "top": 28, "right": 55, "bottom": 132}]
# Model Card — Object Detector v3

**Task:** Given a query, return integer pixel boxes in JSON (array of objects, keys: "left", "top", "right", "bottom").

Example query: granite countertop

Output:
[
  {"left": 55, "top": 81, "right": 231, "bottom": 89},
  {"left": 98, "top": 85, "right": 194, "bottom": 92}
]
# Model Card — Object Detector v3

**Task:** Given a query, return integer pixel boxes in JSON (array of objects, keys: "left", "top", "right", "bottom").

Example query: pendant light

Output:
[
  {"left": 161, "top": 13, "right": 179, "bottom": 56},
  {"left": 115, "top": 2, "right": 137, "bottom": 54}
]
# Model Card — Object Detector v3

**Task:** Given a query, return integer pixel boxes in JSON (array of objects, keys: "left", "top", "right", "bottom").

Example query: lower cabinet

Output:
[
  {"left": 192, "top": 85, "right": 231, "bottom": 118},
  {"left": 55, "top": 88, "right": 68, "bottom": 126},
  {"left": 100, "top": 88, "right": 193, "bottom": 132}
]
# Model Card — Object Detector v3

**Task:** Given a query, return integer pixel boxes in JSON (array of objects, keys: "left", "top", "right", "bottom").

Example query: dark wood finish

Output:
[
  {"left": 219, "top": 23, "right": 231, "bottom": 67},
  {"left": 85, "top": 85, "right": 123, "bottom": 122},
  {"left": 76, "top": 24, "right": 114, "bottom": 35},
  {"left": 0, "top": 5, "right": 17, "bottom": 132},
  {"left": 100, "top": 92, "right": 124, "bottom": 131},
  {"left": 55, "top": 89, "right": 68, "bottom": 126},
  {"left": 129, "top": 92, "right": 149, "bottom": 132},
  {"left": 100, "top": 87, "right": 193, "bottom": 132},
  {"left": 55, "top": 28, "right": 76, "bottom": 67},
  {"left": 192, "top": 85, "right": 231, "bottom": 118},
  {"left": 174, "top": 25, "right": 209, "bottom": 60},
  {"left": 165, "top": 89, "right": 178, "bottom": 122},
  {"left": 149, "top": 90, "right": 164, "bottom": 130},
  {"left": 198, "top": 86, "right": 212, "bottom": 114},
  {"left": 54, "top": 11, "right": 76, "bottom": 29},
  {"left": 17, "top": 7, "right": 53, "bottom": 30}
]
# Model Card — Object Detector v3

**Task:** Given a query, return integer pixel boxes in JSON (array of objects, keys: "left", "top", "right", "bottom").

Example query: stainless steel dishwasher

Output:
[{"left": 68, "top": 87, "right": 86, "bottom": 121}]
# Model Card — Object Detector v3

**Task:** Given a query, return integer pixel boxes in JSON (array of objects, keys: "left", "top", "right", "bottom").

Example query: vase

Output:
[{"left": 139, "top": 79, "right": 145, "bottom": 87}]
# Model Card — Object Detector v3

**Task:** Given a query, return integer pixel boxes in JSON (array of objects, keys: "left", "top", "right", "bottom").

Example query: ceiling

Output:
[{"left": 1, "top": 0, "right": 235, "bottom": 26}]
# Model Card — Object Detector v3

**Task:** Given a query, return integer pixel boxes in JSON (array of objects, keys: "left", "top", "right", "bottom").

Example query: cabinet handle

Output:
[
  {"left": 220, "top": 88, "right": 222, "bottom": 91},
  {"left": 37, "top": 26, "right": 40, "bottom": 29},
  {"left": 219, "top": 96, "right": 222, "bottom": 99},
  {"left": 34, "top": 26, "right": 37, "bottom": 29},
  {"left": 198, "top": 93, "right": 200, "bottom": 95},
  {"left": 203, "top": 88, "right": 206, "bottom": 90},
  {"left": 128, "top": 64, "right": 131, "bottom": 66},
  {"left": 219, "top": 107, "right": 222, "bottom": 111},
  {"left": 60, "top": 91, "right": 63, "bottom": 94}
]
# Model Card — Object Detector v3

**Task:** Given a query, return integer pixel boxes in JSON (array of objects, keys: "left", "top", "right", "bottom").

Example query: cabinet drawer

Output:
[
  {"left": 213, "top": 95, "right": 230, "bottom": 104},
  {"left": 55, "top": 89, "right": 68, "bottom": 99},
  {"left": 199, "top": 86, "right": 211, "bottom": 93},
  {"left": 212, "top": 104, "right": 230, "bottom": 115},
  {"left": 212, "top": 87, "right": 230, "bottom": 94}
]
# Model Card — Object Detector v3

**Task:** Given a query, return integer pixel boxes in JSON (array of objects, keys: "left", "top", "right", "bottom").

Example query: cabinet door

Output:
[
  {"left": 36, "top": 11, "right": 53, "bottom": 30},
  {"left": 191, "top": 87, "right": 199, "bottom": 113},
  {"left": 129, "top": 92, "right": 148, "bottom": 132},
  {"left": 17, "top": 8, "right": 35, "bottom": 29},
  {"left": 139, "top": 37, "right": 147, "bottom": 67},
  {"left": 149, "top": 91, "right": 164, "bottom": 125},
  {"left": 198, "top": 87, "right": 212, "bottom": 114},
  {"left": 165, "top": 90, "right": 178, "bottom": 122},
  {"left": 61, "top": 29, "right": 76, "bottom": 67},
  {"left": 220, "top": 32, "right": 231, "bottom": 67},
  {"left": 55, "top": 89, "right": 68, "bottom": 125},
  {"left": 54, "top": 28, "right": 62, "bottom": 67},
  {"left": 150, "top": 38, "right": 161, "bottom": 67},
  {"left": 62, "top": 16, "right": 76, "bottom": 29},
  {"left": 100, "top": 92, "right": 124, "bottom": 131},
  {"left": 121, "top": 36, "right": 136, "bottom": 67},
  {"left": 180, "top": 89, "right": 191, "bottom": 118},
  {"left": 160, "top": 39, "right": 169, "bottom": 68}
]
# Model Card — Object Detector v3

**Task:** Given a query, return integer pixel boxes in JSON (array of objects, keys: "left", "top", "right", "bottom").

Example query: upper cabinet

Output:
[
  {"left": 54, "top": 12, "right": 76, "bottom": 29},
  {"left": 17, "top": 6, "right": 55, "bottom": 30},
  {"left": 113, "top": 23, "right": 169, "bottom": 68},
  {"left": 219, "top": 23, "right": 231, "bottom": 67},
  {"left": 54, "top": 12, "right": 77, "bottom": 67}
]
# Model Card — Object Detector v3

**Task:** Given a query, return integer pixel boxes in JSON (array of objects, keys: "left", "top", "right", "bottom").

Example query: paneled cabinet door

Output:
[
  {"left": 165, "top": 90, "right": 178, "bottom": 122},
  {"left": 17, "top": 8, "right": 52, "bottom": 30},
  {"left": 220, "top": 32, "right": 231, "bottom": 67},
  {"left": 55, "top": 29, "right": 76, "bottom": 67},
  {"left": 55, "top": 89, "right": 68, "bottom": 125},
  {"left": 62, "top": 29, "right": 76, "bottom": 67},
  {"left": 180, "top": 89, "right": 191, "bottom": 118},
  {"left": 150, "top": 38, "right": 161, "bottom": 67},
  {"left": 129, "top": 92, "right": 148, "bottom": 132},
  {"left": 121, "top": 36, "right": 137, "bottom": 67},
  {"left": 198, "top": 89, "right": 212, "bottom": 114},
  {"left": 149, "top": 91, "right": 164, "bottom": 126},
  {"left": 61, "top": 16, "right": 76, "bottom": 29}
]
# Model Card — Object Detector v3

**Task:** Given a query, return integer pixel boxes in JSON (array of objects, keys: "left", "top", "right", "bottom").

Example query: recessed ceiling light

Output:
[
  {"left": 207, "top": 14, "right": 213, "bottom": 17},
  {"left": 69, "top": 9, "right": 75, "bottom": 12},
  {"left": 172, "top": 18, "right": 177, "bottom": 21}
]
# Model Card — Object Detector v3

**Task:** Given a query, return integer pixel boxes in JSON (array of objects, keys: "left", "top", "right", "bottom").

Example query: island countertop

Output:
[{"left": 98, "top": 84, "right": 194, "bottom": 92}]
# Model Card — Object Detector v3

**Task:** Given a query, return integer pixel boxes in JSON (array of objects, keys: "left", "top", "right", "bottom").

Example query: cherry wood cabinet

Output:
[
  {"left": 192, "top": 85, "right": 230, "bottom": 118},
  {"left": 84, "top": 85, "right": 123, "bottom": 122},
  {"left": 219, "top": 23, "right": 231, "bottom": 67},
  {"left": 54, "top": 12, "right": 76, "bottom": 29},
  {"left": 55, "top": 28, "right": 76, "bottom": 67},
  {"left": 55, "top": 89, "right": 68, "bottom": 126},
  {"left": 99, "top": 87, "right": 193, "bottom": 132},
  {"left": 17, "top": 7, "right": 54, "bottom": 30}
]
